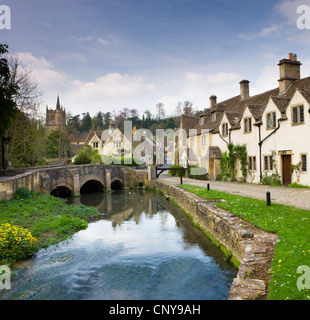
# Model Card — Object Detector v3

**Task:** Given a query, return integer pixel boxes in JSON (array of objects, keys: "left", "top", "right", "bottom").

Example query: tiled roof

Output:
[{"left": 187, "top": 75, "right": 310, "bottom": 135}]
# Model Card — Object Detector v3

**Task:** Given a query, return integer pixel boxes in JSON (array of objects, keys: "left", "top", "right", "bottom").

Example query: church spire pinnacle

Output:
[{"left": 56, "top": 95, "right": 60, "bottom": 109}]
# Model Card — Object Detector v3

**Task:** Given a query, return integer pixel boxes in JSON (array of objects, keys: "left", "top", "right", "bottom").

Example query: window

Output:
[
  {"left": 200, "top": 117, "right": 204, "bottom": 125},
  {"left": 201, "top": 135, "right": 206, "bottom": 148},
  {"left": 114, "top": 141, "right": 121, "bottom": 148},
  {"left": 301, "top": 154, "right": 307, "bottom": 172},
  {"left": 267, "top": 112, "right": 277, "bottom": 129},
  {"left": 190, "top": 137, "right": 194, "bottom": 148},
  {"left": 264, "top": 155, "right": 274, "bottom": 171},
  {"left": 222, "top": 123, "right": 228, "bottom": 137},
  {"left": 93, "top": 142, "right": 98, "bottom": 148},
  {"left": 292, "top": 105, "right": 305, "bottom": 125},
  {"left": 249, "top": 156, "right": 257, "bottom": 171},
  {"left": 244, "top": 117, "right": 252, "bottom": 133}
]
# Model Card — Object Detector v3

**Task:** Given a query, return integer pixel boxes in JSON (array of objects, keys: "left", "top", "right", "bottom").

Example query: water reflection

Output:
[{"left": 1, "top": 189, "right": 237, "bottom": 300}]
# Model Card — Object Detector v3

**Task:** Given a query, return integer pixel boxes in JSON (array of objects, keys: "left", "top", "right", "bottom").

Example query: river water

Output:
[{"left": 1, "top": 189, "right": 237, "bottom": 300}]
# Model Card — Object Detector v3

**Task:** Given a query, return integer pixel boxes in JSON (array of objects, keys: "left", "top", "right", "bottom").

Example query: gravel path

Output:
[{"left": 158, "top": 174, "right": 310, "bottom": 211}]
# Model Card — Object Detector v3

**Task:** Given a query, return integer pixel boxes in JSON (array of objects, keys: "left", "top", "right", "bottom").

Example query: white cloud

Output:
[
  {"left": 14, "top": 52, "right": 157, "bottom": 116},
  {"left": 239, "top": 24, "right": 283, "bottom": 40}
]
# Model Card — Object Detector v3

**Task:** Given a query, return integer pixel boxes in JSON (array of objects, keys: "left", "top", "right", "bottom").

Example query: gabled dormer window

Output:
[
  {"left": 222, "top": 123, "right": 228, "bottom": 137},
  {"left": 244, "top": 117, "right": 252, "bottom": 133},
  {"left": 267, "top": 112, "right": 276, "bottom": 129},
  {"left": 292, "top": 105, "right": 304, "bottom": 125}
]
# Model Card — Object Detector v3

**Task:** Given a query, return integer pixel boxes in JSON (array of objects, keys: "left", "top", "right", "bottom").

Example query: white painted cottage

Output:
[{"left": 185, "top": 53, "right": 310, "bottom": 186}]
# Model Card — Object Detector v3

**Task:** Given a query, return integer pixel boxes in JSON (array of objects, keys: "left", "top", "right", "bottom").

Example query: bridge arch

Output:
[
  {"left": 50, "top": 184, "right": 74, "bottom": 198},
  {"left": 80, "top": 179, "right": 105, "bottom": 194}
]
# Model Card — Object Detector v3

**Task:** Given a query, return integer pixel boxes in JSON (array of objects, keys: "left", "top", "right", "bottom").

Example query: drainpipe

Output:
[
  {"left": 218, "top": 131, "right": 229, "bottom": 145},
  {"left": 257, "top": 124, "right": 262, "bottom": 182},
  {"left": 258, "top": 118, "right": 285, "bottom": 182}
]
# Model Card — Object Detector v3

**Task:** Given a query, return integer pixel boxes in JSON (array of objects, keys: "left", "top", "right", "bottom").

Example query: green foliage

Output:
[
  {"left": 182, "top": 184, "right": 310, "bottom": 300},
  {"left": 45, "top": 130, "right": 71, "bottom": 159},
  {"left": 0, "top": 223, "right": 37, "bottom": 264},
  {"left": 81, "top": 112, "right": 92, "bottom": 132},
  {"left": 14, "top": 187, "right": 36, "bottom": 200},
  {"left": 262, "top": 172, "right": 282, "bottom": 186},
  {"left": 0, "top": 44, "right": 19, "bottom": 138},
  {"left": 73, "top": 146, "right": 101, "bottom": 165},
  {"left": 234, "top": 144, "right": 248, "bottom": 181},
  {"left": 0, "top": 188, "right": 101, "bottom": 264},
  {"left": 220, "top": 144, "right": 248, "bottom": 181},
  {"left": 287, "top": 182, "right": 310, "bottom": 189},
  {"left": 220, "top": 151, "right": 229, "bottom": 180},
  {"left": 168, "top": 164, "right": 185, "bottom": 177}
]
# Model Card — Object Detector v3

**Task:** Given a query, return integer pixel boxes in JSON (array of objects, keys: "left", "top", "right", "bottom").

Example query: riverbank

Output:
[
  {"left": 0, "top": 188, "right": 101, "bottom": 265},
  {"left": 151, "top": 176, "right": 310, "bottom": 300}
]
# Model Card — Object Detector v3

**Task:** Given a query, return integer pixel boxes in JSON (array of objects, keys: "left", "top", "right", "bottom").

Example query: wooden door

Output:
[{"left": 282, "top": 155, "right": 292, "bottom": 186}]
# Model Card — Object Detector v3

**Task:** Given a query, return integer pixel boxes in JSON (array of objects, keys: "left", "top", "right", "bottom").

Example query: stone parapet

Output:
[{"left": 150, "top": 180, "right": 278, "bottom": 300}]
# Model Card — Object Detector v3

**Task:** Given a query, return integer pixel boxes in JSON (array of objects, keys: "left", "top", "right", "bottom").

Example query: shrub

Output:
[
  {"left": 287, "top": 182, "right": 310, "bottom": 189},
  {"left": 261, "top": 172, "right": 282, "bottom": 186},
  {"left": 0, "top": 223, "right": 37, "bottom": 264},
  {"left": 14, "top": 187, "right": 35, "bottom": 200},
  {"left": 168, "top": 164, "right": 185, "bottom": 177},
  {"left": 73, "top": 146, "right": 101, "bottom": 165}
]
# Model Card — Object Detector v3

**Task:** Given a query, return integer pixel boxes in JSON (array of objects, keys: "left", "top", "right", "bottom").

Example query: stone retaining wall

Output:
[{"left": 150, "top": 180, "right": 278, "bottom": 300}]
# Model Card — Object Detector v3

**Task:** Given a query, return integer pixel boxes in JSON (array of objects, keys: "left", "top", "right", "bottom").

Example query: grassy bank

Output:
[
  {"left": 181, "top": 184, "right": 310, "bottom": 300},
  {"left": 0, "top": 188, "right": 101, "bottom": 265}
]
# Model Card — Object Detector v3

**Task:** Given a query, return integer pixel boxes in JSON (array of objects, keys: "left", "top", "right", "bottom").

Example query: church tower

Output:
[{"left": 46, "top": 95, "right": 67, "bottom": 134}]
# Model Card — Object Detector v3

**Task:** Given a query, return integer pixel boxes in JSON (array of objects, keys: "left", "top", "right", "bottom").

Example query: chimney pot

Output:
[
  {"left": 239, "top": 80, "right": 250, "bottom": 100},
  {"left": 210, "top": 95, "right": 217, "bottom": 108},
  {"left": 289, "top": 53, "right": 293, "bottom": 60},
  {"left": 278, "top": 54, "right": 301, "bottom": 93}
]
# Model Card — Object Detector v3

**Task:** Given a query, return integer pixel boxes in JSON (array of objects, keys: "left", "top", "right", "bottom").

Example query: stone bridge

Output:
[{"left": 0, "top": 164, "right": 149, "bottom": 200}]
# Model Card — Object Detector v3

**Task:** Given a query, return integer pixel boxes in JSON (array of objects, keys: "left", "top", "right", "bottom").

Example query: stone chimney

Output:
[
  {"left": 239, "top": 80, "right": 250, "bottom": 100},
  {"left": 210, "top": 95, "right": 217, "bottom": 108},
  {"left": 278, "top": 53, "right": 301, "bottom": 93}
]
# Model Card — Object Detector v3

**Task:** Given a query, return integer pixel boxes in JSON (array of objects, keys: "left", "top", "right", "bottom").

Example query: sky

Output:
[{"left": 2, "top": 0, "right": 310, "bottom": 118}]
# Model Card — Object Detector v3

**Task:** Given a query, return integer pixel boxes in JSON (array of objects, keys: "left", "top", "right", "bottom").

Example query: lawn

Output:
[
  {"left": 181, "top": 184, "right": 310, "bottom": 300},
  {"left": 0, "top": 188, "right": 101, "bottom": 264}
]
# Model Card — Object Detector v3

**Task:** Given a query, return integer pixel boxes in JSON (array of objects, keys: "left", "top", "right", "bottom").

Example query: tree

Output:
[
  {"left": 4, "top": 53, "right": 43, "bottom": 168},
  {"left": 7, "top": 113, "right": 46, "bottom": 167},
  {"left": 0, "top": 44, "right": 19, "bottom": 138},
  {"left": 102, "top": 112, "right": 112, "bottom": 129},
  {"left": 81, "top": 112, "right": 92, "bottom": 132},
  {"left": 155, "top": 102, "right": 165, "bottom": 121},
  {"left": 91, "top": 111, "right": 104, "bottom": 131},
  {"left": 183, "top": 101, "right": 194, "bottom": 115},
  {"left": 166, "top": 117, "right": 176, "bottom": 130},
  {"left": 45, "top": 130, "right": 71, "bottom": 160},
  {"left": 67, "top": 114, "right": 81, "bottom": 133}
]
